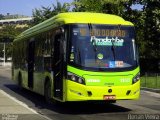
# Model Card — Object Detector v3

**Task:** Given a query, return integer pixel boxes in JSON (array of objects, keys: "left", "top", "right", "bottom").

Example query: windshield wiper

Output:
[
  {"left": 91, "top": 37, "right": 99, "bottom": 63},
  {"left": 110, "top": 25, "right": 121, "bottom": 61},
  {"left": 111, "top": 40, "right": 116, "bottom": 61},
  {"left": 88, "top": 23, "right": 98, "bottom": 61},
  {"left": 88, "top": 23, "right": 97, "bottom": 51},
  {"left": 91, "top": 37, "right": 98, "bottom": 52}
]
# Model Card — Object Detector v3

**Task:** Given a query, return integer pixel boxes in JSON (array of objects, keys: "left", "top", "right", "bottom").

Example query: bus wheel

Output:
[
  {"left": 18, "top": 73, "right": 23, "bottom": 90},
  {"left": 44, "top": 81, "right": 52, "bottom": 104},
  {"left": 109, "top": 100, "right": 116, "bottom": 103}
]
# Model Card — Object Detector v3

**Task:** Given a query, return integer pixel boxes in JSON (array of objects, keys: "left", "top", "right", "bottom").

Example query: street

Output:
[{"left": 0, "top": 66, "right": 160, "bottom": 120}]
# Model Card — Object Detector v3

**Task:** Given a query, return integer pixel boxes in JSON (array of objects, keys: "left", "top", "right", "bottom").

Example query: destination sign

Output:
[{"left": 80, "top": 28, "right": 126, "bottom": 37}]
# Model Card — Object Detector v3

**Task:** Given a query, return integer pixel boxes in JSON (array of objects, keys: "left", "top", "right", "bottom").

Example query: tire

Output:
[
  {"left": 109, "top": 100, "right": 116, "bottom": 103},
  {"left": 18, "top": 73, "right": 23, "bottom": 90},
  {"left": 44, "top": 81, "right": 52, "bottom": 104},
  {"left": 44, "top": 80, "right": 59, "bottom": 105}
]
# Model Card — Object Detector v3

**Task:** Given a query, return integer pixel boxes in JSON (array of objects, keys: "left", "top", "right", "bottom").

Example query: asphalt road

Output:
[{"left": 0, "top": 66, "right": 160, "bottom": 120}]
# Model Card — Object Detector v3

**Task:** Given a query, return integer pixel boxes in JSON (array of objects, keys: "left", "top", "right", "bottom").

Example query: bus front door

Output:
[
  {"left": 53, "top": 34, "right": 63, "bottom": 100},
  {"left": 28, "top": 39, "right": 35, "bottom": 89}
]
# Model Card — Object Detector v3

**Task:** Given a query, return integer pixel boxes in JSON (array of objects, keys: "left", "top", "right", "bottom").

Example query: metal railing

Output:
[{"left": 141, "top": 73, "right": 160, "bottom": 89}]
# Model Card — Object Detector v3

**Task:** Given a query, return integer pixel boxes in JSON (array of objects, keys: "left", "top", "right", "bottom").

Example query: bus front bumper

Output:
[{"left": 65, "top": 80, "right": 140, "bottom": 101}]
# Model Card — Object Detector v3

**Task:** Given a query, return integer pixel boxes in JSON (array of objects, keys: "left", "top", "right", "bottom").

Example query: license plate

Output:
[{"left": 103, "top": 95, "right": 116, "bottom": 100}]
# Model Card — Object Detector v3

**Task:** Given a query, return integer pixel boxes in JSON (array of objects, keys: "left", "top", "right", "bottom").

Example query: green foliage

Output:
[
  {"left": 72, "top": 0, "right": 129, "bottom": 15},
  {"left": 142, "top": 0, "right": 160, "bottom": 59},
  {"left": 0, "top": 14, "right": 4, "bottom": 20},
  {"left": 32, "top": 1, "right": 70, "bottom": 25},
  {"left": 0, "top": 25, "right": 28, "bottom": 42},
  {"left": 0, "top": 25, "right": 29, "bottom": 59},
  {"left": 72, "top": 0, "right": 103, "bottom": 12},
  {"left": 0, "top": 26, "right": 16, "bottom": 45},
  {"left": 121, "top": 0, "right": 146, "bottom": 58}
]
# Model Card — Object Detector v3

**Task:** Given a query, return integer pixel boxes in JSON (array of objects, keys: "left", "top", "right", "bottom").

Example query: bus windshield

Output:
[{"left": 69, "top": 24, "right": 138, "bottom": 71}]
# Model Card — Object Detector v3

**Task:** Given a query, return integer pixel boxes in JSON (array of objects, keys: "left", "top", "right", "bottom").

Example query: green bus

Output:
[{"left": 12, "top": 12, "right": 140, "bottom": 103}]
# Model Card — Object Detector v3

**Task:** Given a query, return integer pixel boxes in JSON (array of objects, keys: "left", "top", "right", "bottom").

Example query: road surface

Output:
[{"left": 0, "top": 66, "right": 159, "bottom": 120}]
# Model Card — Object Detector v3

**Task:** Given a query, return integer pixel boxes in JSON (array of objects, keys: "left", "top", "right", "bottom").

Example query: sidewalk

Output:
[
  {"left": 0, "top": 62, "right": 12, "bottom": 67},
  {"left": 0, "top": 65, "right": 11, "bottom": 70},
  {"left": 141, "top": 87, "right": 160, "bottom": 93},
  {"left": 0, "top": 90, "right": 50, "bottom": 120}
]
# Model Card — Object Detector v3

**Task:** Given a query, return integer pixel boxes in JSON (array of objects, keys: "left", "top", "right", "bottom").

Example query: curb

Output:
[
  {"left": 0, "top": 65, "right": 11, "bottom": 68},
  {"left": 141, "top": 87, "right": 160, "bottom": 93}
]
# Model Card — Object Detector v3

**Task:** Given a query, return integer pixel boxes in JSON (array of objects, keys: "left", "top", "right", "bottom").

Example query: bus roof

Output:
[{"left": 14, "top": 12, "right": 134, "bottom": 41}]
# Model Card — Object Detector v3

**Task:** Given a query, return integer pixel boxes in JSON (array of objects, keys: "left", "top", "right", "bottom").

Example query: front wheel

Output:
[
  {"left": 44, "top": 81, "right": 60, "bottom": 105},
  {"left": 44, "top": 81, "right": 52, "bottom": 104},
  {"left": 18, "top": 73, "right": 23, "bottom": 90}
]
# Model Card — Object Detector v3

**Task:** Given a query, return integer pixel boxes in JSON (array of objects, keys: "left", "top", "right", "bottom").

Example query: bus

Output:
[{"left": 12, "top": 12, "right": 140, "bottom": 103}]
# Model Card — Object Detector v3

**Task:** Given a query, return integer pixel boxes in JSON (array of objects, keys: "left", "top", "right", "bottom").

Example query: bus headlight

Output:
[
  {"left": 71, "top": 75, "right": 76, "bottom": 81},
  {"left": 78, "top": 78, "right": 83, "bottom": 84},
  {"left": 67, "top": 72, "right": 85, "bottom": 85},
  {"left": 132, "top": 72, "right": 140, "bottom": 84}
]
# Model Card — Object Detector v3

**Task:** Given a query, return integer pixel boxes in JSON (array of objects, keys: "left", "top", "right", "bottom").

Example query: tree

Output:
[
  {"left": 0, "top": 14, "right": 4, "bottom": 20},
  {"left": 143, "top": 0, "right": 160, "bottom": 59},
  {"left": 121, "top": 0, "right": 160, "bottom": 60},
  {"left": 0, "top": 25, "right": 29, "bottom": 60},
  {"left": 71, "top": 0, "right": 129, "bottom": 15},
  {"left": 32, "top": 1, "right": 70, "bottom": 25},
  {"left": 72, "top": 0, "right": 103, "bottom": 12},
  {"left": 119, "top": 0, "right": 146, "bottom": 58}
]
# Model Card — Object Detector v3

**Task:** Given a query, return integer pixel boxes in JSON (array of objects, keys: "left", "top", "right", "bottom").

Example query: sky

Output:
[
  {"left": 0, "top": 0, "right": 143, "bottom": 17},
  {"left": 0, "top": 0, "right": 73, "bottom": 17}
]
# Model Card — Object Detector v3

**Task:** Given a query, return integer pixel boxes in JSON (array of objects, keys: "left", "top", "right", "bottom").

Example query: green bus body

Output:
[{"left": 12, "top": 12, "right": 140, "bottom": 102}]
